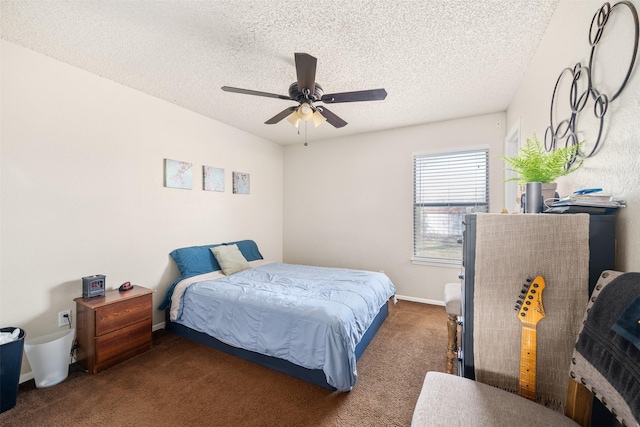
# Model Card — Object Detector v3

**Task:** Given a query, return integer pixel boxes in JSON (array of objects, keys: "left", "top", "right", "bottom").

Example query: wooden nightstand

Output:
[{"left": 74, "top": 286, "right": 155, "bottom": 374}]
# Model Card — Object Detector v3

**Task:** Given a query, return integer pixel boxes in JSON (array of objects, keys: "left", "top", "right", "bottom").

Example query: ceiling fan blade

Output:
[
  {"left": 316, "top": 106, "right": 347, "bottom": 128},
  {"left": 265, "top": 106, "right": 297, "bottom": 124},
  {"left": 221, "top": 86, "right": 291, "bottom": 101},
  {"left": 321, "top": 88, "right": 387, "bottom": 103},
  {"left": 295, "top": 53, "right": 317, "bottom": 96}
]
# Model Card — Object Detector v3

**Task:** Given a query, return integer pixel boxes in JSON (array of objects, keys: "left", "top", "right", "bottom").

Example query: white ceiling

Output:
[{"left": 0, "top": 0, "right": 559, "bottom": 145}]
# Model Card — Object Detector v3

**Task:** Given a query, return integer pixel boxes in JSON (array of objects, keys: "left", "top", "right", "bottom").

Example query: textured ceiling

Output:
[{"left": 0, "top": 1, "right": 559, "bottom": 145}]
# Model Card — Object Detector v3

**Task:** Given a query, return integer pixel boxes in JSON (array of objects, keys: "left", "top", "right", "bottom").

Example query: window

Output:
[{"left": 413, "top": 148, "right": 489, "bottom": 265}]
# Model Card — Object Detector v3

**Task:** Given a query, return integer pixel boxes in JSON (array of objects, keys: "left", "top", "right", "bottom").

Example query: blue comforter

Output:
[{"left": 176, "top": 262, "right": 396, "bottom": 391}]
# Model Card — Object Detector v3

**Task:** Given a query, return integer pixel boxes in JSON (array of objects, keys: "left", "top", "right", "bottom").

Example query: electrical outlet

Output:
[{"left": 58, "top": 309, "right": 71, "bottom": 327}]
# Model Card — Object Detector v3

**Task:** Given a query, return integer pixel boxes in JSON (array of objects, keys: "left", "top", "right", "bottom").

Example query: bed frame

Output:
[{"left": 165, "top": 301, "right": 389, "bottom": 390}]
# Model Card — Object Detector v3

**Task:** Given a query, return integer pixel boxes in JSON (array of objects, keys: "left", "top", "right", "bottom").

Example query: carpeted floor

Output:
[{"left": 0, "top": 300, "right": 449, "bottom": 426}]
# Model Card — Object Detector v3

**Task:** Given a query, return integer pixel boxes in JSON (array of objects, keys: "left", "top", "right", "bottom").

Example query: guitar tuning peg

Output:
[
  {"left": 514, "top": 305, "right": 520, "bottom": 311},
  {"left": 526, "top": 277, "right": 533, "bottom": 282}
]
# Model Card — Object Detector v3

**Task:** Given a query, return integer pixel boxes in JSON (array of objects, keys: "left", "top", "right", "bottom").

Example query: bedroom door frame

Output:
[{"left": 504, "top": 119, "right": 521, "bottom": 212}]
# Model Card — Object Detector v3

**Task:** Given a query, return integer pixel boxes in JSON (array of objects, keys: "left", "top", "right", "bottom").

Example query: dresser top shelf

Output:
[{"left": 74, "top": 285, "right": 154, "bottom": 309}]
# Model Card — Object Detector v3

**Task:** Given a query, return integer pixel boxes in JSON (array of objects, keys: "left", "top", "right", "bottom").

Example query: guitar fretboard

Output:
[{"left": 519, "top": 324, "right": 537, "bottom": 401}]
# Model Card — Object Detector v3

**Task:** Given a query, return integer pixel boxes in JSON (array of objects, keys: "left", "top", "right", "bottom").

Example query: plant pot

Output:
[
  {"left": 518, "top": 182, "right": 560, "bottom": 213},
  {"left": 541, "top": 182, "right": 558, "bottom": 205}
]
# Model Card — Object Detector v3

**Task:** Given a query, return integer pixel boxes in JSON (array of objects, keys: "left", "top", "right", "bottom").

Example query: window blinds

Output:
[{"left": 413, "top": 148, "right": 489, "bottom": 262}]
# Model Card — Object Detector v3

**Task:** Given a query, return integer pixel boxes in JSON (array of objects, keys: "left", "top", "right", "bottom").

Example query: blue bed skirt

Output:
[{"left": 165, "top": 300, "right": 389, "bottom": 390}]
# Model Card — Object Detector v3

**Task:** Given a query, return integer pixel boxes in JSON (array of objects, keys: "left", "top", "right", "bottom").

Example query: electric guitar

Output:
[{"left": 514, "top": 276, "right": 546, "bottom": 401}]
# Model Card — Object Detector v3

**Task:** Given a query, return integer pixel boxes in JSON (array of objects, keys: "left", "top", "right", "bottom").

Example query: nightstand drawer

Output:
[
  {"left": 95, "top": 294, "right": 151, "bottom": 336},
  {"left": 95, "top": 318, "right": 152, "bottom": 364}
]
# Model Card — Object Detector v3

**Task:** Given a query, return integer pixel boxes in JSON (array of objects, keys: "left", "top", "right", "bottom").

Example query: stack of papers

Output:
[{"left": 546, "top": 188, "right": 625, "bottom": 214}]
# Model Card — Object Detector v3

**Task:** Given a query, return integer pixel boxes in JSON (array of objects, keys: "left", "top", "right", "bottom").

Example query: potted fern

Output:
[{"left": 500, "top": 133, "right": 582, "bottom": 209}]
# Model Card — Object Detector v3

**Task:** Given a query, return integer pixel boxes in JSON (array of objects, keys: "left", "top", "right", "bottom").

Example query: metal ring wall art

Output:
[{"left": 545, "top": 1, "right": 639, "bottom": 166}]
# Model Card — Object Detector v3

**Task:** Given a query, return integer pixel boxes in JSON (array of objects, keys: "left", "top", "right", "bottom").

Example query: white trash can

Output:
[{"left": 24, "top": 329, "right": 75, "bottom": 388}]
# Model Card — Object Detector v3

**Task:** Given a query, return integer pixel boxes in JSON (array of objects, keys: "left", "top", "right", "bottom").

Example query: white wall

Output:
[
  {"left": 507, "top": 0, "right": 640, "bottom": 271},
  {"left": 283, "top": 113, "right": 506, "bottom": 303},
  {"left": 0, "top": 41, "right": 284, "bottom": 374}
]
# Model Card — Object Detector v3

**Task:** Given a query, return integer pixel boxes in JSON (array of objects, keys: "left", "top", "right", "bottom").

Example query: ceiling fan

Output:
[{"left": 221, "top": 53, "right": 387, "bottom": 129}]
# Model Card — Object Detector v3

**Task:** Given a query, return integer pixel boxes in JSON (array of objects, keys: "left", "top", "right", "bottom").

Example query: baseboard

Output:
[
  {"left": 395, "top": 294, "right": 444, "bottom": 306},
  {"left": 19, "top": 372, "right": 34, "bottom": 384},
  {"left": 153, "top": 321, "right": 166, "bottom": 331}
]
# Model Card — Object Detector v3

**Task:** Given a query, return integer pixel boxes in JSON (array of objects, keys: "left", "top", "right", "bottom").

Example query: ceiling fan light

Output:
[
  {"left": 311, "top": 110, "right": 327, "bottom": 127},
  {"left": 287, "top": 112, "right": 300, "bottom": 127},
  {"left": 297, "top": 103, "right": 314, "bottom": 121}
]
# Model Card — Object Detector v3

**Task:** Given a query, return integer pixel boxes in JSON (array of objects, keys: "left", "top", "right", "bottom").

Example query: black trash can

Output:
[{"left": 0, "top": 327, "right": 25, "bottom": 413}]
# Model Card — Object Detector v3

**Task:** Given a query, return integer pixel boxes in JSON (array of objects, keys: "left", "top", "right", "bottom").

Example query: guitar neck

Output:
[{"left": 519, "top": 324, "right": 538, "bottom": 401}]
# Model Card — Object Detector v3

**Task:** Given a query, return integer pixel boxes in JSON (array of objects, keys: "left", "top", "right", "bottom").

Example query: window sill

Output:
[{"left": 411, "top": 258, "right": 462, "bottom": 269}]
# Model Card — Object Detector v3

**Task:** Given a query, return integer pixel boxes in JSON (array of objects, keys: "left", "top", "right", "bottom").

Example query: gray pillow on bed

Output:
[{"left": 210, "top": 244, "right": 251, "bottom": 275}]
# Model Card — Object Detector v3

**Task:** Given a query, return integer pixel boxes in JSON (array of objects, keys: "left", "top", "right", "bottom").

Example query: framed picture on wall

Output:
[
  {"left": 232, "top": 171, "right": 250, "bottom": 194},
  {"left": 203, "top": 166, "right": 225, "bottom": 192},
  {"left": 164, "top": 158, "right": 193, "bottom": 190}
]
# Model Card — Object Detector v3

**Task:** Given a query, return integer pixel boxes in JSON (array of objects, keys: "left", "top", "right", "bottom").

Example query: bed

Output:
[{"left": 158, "top": 240, "right": 396, "bottom": 391}]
